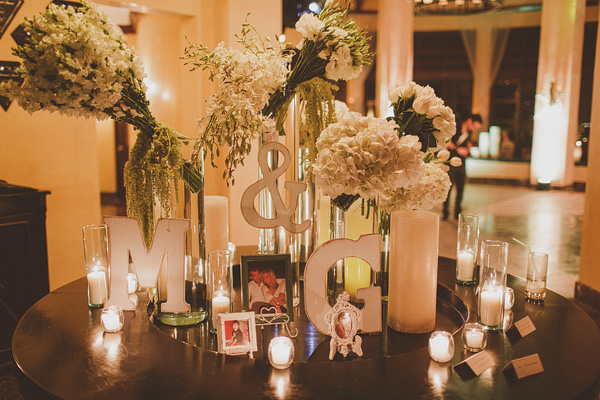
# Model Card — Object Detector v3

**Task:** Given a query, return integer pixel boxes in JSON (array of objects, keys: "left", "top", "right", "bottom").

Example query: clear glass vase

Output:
[{"left": 154, "top": 158, "right": 208, "bottom": 326}]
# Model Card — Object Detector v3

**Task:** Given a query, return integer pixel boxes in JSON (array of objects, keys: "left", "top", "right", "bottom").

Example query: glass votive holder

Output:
[
  {"left": 83, "top": 224, "right": 109, "bottom": 307},
  {"left": 504, "top": 287, "right": 514, "bottom": 310},
  {"left": 462, "top": 323, "right": 487, "bottom": 353},
  {"left": 428, "top": 331, "right": 454, "bottom": 363},
  {"left": 101, "top": 305, "right": 124, "bottom": 332},
  {"left": 526, "top": 251, "right": 549, "bottom": 300},
  {"left": 208, "top": 249, "right": 233, "bottom": 333},
  {"left": 268, "top": 337, "right": 295, "bottom": 370},
  {"left": 456, "top": 213, "right": 479, "bottom": 285}
]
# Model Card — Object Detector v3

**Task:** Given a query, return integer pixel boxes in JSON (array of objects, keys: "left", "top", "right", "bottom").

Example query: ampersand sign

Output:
[{"left": 241, "top": 141, "right": 311, "bottom": 234}]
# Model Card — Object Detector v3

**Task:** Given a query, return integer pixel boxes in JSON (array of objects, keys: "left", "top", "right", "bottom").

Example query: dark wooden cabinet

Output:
[{"left": 0, "top": 181, "right": 49, "bottom": 373}]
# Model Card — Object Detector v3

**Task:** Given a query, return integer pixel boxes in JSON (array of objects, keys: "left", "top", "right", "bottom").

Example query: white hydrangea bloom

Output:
[
  {"left": 379, "top": 163, "right": 451, "bottom": 212},
  {"left": 313, "top": 112, "right": 424, "bottom": 201}
]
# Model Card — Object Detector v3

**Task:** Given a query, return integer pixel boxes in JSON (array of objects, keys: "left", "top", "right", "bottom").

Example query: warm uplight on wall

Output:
[{"left": 530, "top": 85, "right": 567, "bottom": 186}]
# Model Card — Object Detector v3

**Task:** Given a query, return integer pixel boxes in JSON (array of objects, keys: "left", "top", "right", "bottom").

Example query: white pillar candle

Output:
[
  {"left": 211, "top": 295, "right": 230, "bottom": 328},
  {"left": 205, "top": 196, "right": 229, "bottom": 254},
  {"left": 465, "top": 330, "right": 485, "bottom": 348},
  {"left": 271, "top": 343, "right": 291, "bottom": 366},
  {"left": 388, "top": 211, "right": 439, "bottom": 333},
  {"left": 87, "top": 271, "right": 108, "bottom": 305},
  {"left": 479, "top": 287, "right": 503, "bottom": 326},
  {"left": 456, "top": 251, "right": 475, "bottom": 281}
]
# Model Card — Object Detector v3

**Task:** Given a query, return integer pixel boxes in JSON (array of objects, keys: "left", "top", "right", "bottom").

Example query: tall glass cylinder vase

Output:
[
  {"left": 259, "top": 94, "right": 308, "bottom": 307},
  {"left": 208, "top": 249, "right": 233, "bottom": 333},
  {"left": 477, "top": 240, "right": 508, "bottom": 332},
  {"left": 373, "top": 207, "right": 391, "bottom": 302},
  {"left": 387, "top": 210, "right": 439, "bottom": 333},
  {"left": 155, "top": 158, "right": 208, "bottom": 326}
]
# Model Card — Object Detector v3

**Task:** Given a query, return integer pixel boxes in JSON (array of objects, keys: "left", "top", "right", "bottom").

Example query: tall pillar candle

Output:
[
  {"left": 388, "top": 210, "right": 439, "bottom": 333},
  {"left": 205, "top": 196, "right": 229, "bottom": 254}
]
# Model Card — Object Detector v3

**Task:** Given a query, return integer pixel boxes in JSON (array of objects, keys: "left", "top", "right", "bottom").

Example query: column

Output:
[
  {"left": 376, "top": 0, "right": 413, "bottom": 118},
  {"left": 471, "top": 25, "right": 493, "bottom": 126},
  {"left": 530, "top": 0, "right": 585, "bottom": 186},
  {"left": 578, "top": 7, "right": 600, "bottom": 295}
]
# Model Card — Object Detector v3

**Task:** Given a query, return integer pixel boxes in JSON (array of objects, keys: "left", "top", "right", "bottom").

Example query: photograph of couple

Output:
[{"left": 247, "top": 265, "right": 287, "bottom": 315}]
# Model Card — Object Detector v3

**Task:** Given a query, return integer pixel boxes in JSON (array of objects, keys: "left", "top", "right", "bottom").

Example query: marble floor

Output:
[{"left": 435, "top": 183, "right": 584, "bottom": 299}]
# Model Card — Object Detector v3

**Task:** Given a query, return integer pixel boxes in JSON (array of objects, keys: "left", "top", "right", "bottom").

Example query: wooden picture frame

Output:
[
  {"left": 241, "top": 254, "right": 294, "bottom": 324},
  {"left": 216, "top": 312, "right": 258, "bottom": 355}
]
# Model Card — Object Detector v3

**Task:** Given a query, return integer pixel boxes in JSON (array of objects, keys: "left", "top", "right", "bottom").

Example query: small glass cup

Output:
[
  {"left": 268, "top": 337, "right": 295, "bottom": 370},
  {"left": 477, "top": 240, "right": 508, "bottom": 332},
  {"left": 428, "top": 331, "right": 454, "bottom": 363},
  {"left": 462, "top": 323, "right": 487, "bottom": 352},
  {"left": 456, "top": 213, "right": 479, "bottom": 285},
  {"left": 83, "top": 224, "right": 109, "bottom": 307},
  {"left": 101, "top": 305, "right": 124, "bottom": 332},
  {"left": 525, "top": 252, "right": 549, "bottom": 300},
  {"left": 208, "top": 249, "right": 232, "bottom": 333},
  {"left": 504, "top": 287, "right": 514, "bottom": 310}
]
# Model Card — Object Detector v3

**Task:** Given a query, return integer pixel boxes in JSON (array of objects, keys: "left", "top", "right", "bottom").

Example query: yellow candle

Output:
[
  {"left": 343, "top": 200, "right": 373, "bottom": 298},
  {"left": 344, "top": 258, "right": 371, "bottom": 299}
]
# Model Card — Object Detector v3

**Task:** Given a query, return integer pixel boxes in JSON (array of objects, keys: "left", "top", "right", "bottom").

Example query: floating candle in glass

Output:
[
  {"left": 101, "top": 305, "right": 124, "bottom": 332},
  {"left": 462, "top": 323, "right": 487, "bottom": 352},
  {"left": 268, "top": 337, "right": 294, "bottom": 369},
  {"left": 428, "top": 331, "right": 454, "bottom": 363}
]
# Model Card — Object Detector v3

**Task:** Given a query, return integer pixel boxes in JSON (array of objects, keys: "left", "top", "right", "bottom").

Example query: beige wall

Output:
[{"left": 1, "top": 0, "right": 102, "bottom": 290}]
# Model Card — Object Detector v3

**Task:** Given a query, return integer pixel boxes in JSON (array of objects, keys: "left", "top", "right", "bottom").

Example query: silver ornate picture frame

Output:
[{"left": 325, "top": 292, "right": 363, "bottom": 360}]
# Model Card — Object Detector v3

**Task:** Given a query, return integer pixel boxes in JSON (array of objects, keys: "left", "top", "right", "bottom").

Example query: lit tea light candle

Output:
[
  {"left": 127, "top": 273, "right": 138, "bottom": 294},
  {"left": 479, "top": 286, "right": 504, "bottom": 327},
  {"left": 456, "top": 251, "right": 475, "bottom": 282},
  {"left": 211, "top": 295, "right": 230, "bottom": 328},
  {"left": 428, "top": 331, "right": 454, "bottom": 363},
  {"left": 462, "top": 323, "right": 487, "bottom": 352},
  {"left": 268, "top": 337, "right": 294, "bottom": 369},
  {"left": 101, "top": 305, "right": 124, "bottom": 332},
  {"left": 87, "top": 271, "right": 108, "bottom": 306}
]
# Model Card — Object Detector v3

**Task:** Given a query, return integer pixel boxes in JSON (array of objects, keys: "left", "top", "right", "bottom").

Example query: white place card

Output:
[
  {"left": 503, "top": 354, "right": 544, "bottom": 379},
  {"left": 454, "top": 350, "right": 495, "bottom": 377},
  {"left": 514, "top": 316, "right": 536, "bottom": 337}
]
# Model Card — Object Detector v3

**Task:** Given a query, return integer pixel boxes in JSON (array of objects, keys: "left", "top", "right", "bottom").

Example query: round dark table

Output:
[{"left": 12, "top": 257, "right": 600, "bottom": 399}]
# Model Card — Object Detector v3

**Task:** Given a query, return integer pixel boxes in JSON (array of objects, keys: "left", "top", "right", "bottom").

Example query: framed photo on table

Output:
[
  {"left": 241, "top": 254, "right": 294, "bottom": 324},
  {"left": 217, "top": 312, "right": 258, "bottom": 355}
]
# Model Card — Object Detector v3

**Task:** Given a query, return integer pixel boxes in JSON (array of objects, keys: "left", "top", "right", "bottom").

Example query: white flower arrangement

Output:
[
  {"left": 0, "top": 1, "right": 202, "bottom": 248},
  {"left": 262, "top": 1, "right": 373, "bottom": 131},
  {"left": 313, "top": 112, "right": 424, "bottom": 210},
  {"left": 184, "top": 23, "right": 291, "bottom": 183},
  {"left": 0, "top": 1, "right": 146, "bottom": 123},
  {"left": 314, "top": 83, "right": 460, "bottom": 213},
  {"left": 388, "top": 81, "right": 457, "bottom": 151}
]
